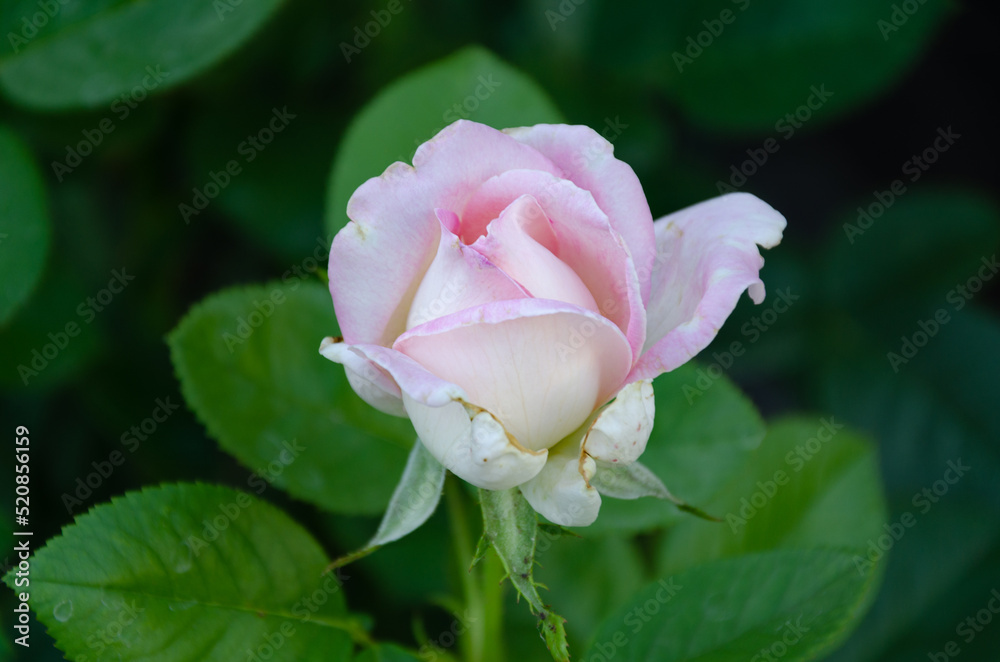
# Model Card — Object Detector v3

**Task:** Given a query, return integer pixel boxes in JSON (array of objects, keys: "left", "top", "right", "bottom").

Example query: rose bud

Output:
[{"left": 321, "top": 120, "right": 785, "bottom": 526}]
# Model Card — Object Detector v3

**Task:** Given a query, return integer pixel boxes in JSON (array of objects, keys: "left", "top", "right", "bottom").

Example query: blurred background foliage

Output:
[{"left": 1, "top": 0, "right": 998, "bottom": 660}]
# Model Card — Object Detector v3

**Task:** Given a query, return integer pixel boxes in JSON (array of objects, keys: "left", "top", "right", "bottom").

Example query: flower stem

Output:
[
  {"left": 480, "top": 543, "right": 505, "bottom": 661},
  {"left": 445, "top": 478, "right": 504, "bottom": 662}
]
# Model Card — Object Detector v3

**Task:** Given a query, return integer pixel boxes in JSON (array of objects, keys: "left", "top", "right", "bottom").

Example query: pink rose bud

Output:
[{"left": 321, "top": 120, "right": 785, "bottom": 526}]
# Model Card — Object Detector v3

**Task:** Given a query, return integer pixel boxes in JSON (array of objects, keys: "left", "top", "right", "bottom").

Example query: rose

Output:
[{"left": 321, "top": 120, "right": 785, "bottom": 526}]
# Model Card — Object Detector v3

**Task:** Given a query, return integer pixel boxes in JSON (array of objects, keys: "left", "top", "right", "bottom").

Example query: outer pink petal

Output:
[
  {"left": 503, "top": 124, "right": 655, "bottom": 304},
  {"left": 319, "top": 339, "right": 406, "bottom": 417},
  {"left": 319, "top": 337, "right": 547, "bottom": 489},
  {"left": 462, "top": 169, "right": 646, "bottom": 362},
  {"left": 394, "top": 299, "right": 633, "bottom": 453},
  {"left": 407, "top": 217, "right": 527, "bottom": 329},
  {"left": 330, "top": 120, "right": 561, "bottom": 346},
  {"left": 627, "top": 193, "right": 786, "bottom": 383},
  {"left": 319, "top": 337, "right": 466, "bottom": 408}
]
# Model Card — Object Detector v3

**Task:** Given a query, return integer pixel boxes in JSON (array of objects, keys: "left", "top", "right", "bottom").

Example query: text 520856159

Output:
[{"left": 13, "top": 425, "right": 32, "bottom": 647}]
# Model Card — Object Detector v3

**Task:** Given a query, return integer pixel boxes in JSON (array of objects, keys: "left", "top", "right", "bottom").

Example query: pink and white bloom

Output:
[{"left": 321, "top": 120, "right": 785, "bottom": 526}]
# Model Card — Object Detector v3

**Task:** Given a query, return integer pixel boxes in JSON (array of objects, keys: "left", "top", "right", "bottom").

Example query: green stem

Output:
[
  {"left": 445, "top": 479, "right": 504, "bottom": 662},
  {"left": 480, "top": 544, "right": 505, "bottom": 661}
]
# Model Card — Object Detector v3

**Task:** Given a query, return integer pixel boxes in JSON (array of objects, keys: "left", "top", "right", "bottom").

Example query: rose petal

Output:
[
  {"left": 435, "top": 207, "right": 462, "bottom": 236},
  {"left": 582, "top": 379, "right": 655, "bottom": 465},
  {"left": 520, "top": 435, "right": 600, "bottom": 527},
  {"left": 628, "top": 192, "right": 786, "bottom": 383},
  {"left": 504, "top": 124, "right": 655, "bottom": 304},
  {"left": 394, "top": 299, "right": 632, "bottom": 452},
  {"left": 471, "top": 195, "right": 600, "bottom": 314},
  {"left": 407, "top": 216, "right": 527, "bottom": 329},
  {"left": 458, "top": 170, "right": 559, "bottom": 247},
  {"left": 330, "top": 120, "right": 561, "bottom": 346},
  {"left": 402, "top": 394, "right": 547, "bottom": 491},
  {"left": 319, "top": 338, "right": 465, "bottom": 409},
  {"left": 462, "top": 169, "right": 646, "bottom": 361}
]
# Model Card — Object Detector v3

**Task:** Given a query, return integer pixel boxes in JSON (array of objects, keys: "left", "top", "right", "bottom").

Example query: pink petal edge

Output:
[{"left": 628, "top": 192, "right": 786, "bottom": 383}]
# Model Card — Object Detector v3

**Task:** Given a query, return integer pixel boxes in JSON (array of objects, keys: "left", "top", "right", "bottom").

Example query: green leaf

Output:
[
  {"left": 325, "top": 45, "right": 563, "bottom": 238},
  {"left": 588, "top": 0, "right": 951, "bottom": 132},
  {"left": 657, "top": 417, "right": 887, "bottom": 576},
  {"left": 591, "top": 460, "right": 719, "bottom": 521},
  {"left": 823, "top": 502, "right": 1000, "bottom": 662},
  {"left": 0, "top": 0, "right": 286, "bottom": 109},
  {"left": 366, "top": 440, "right": 445, "bottom": 545},
  {"left": 2, "top": 483, "right": 359, "bottom": 661},
  {"left": 479, "top": 487, "right": 570, "bottom": 662},
  {"left": 585, "top": 549, "right": 880, "bottom": 662},
  {"left": 168, "top": 281, "right": 415, "bottom": 515},
  {"left": 591, "top": 460, "right": 671, "bottom": 499},
  {"left": 815, "top": 314, "right": 1000, "bottom": 660},
  {"left": 328, "top": 440, "right": 446, "bottom": 569},
  {"left": 820, "top": 320, "right": 1000, "bottom": 506},
  {"left": 586, "top": 362, "right": 765, "bottom": 534},
  {"left": 0, "top": 126, "right": 49, "bottom": 326}
]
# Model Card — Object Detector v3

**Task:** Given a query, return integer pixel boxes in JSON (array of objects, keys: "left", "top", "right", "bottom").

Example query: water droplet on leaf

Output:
[
  {"left": 168, "top": 600, "right": 196, "bottom": 612},
  {"left": 53, "top": 600, "right": 73, "bottom": 622},
  {"left": 173, "top": 552, "right": 192, "bottom": 574}
]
